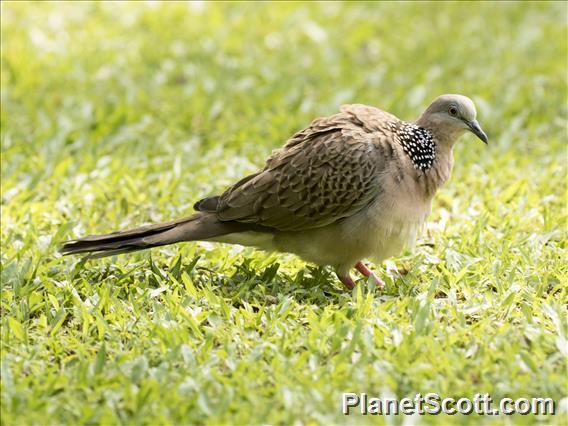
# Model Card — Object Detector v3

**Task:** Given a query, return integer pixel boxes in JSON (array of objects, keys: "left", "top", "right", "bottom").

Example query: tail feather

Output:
[{"left": 60, "top": 212, "right": 241, "bottom": 258}]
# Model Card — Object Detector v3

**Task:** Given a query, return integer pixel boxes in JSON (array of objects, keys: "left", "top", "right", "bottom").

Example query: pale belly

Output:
[
  {"left": 211, "top": 187, "right": 433, "bottom": 270},
  {"left": 273, "top": 193, "right": 432, "bottom": 269}
]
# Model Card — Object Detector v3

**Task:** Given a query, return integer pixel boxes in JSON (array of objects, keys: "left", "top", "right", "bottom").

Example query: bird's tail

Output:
[{"left": 60, "top": 212, "right": 238, "bottom": 258}]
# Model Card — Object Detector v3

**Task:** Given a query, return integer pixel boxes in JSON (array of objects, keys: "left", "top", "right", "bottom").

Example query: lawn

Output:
[{"left": 1, "top": 1, "right": 567, "bottom": 425}]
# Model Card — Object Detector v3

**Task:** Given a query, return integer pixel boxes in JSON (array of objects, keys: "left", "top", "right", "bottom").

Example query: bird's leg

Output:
[
  {"left": 355, "top": 261, "right": 385, "bottom": 288},
  {"left": 336, "top": 272, "right": 356, "bottom": 290}
]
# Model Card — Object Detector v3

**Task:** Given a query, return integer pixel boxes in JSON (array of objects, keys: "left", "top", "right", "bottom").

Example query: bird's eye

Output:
[{"left": 448, "top": 107, "right": 458, "bottom": 116}]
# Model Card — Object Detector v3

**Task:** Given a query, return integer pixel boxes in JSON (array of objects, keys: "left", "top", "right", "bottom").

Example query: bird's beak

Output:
[{"left": 466, "top": 119, "right": 488, "bottom": 144}]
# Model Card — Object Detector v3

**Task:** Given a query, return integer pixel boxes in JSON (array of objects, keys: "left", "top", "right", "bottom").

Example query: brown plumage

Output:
[{"left": 61, "top": 94, "right": 487, "bottom": 289}]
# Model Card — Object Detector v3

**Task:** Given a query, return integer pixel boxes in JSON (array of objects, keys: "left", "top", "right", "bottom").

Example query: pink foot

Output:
[
  {"left": 355, "top": 261, "right": 385, "bottom": 289},
  {"left": 337, "top": 273, "right": 356, "bottom": 290}
]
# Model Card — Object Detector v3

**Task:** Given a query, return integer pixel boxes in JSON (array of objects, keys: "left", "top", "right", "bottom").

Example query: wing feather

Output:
[{"left": 198, "top": 105, "right": 400, "bottom": 231}]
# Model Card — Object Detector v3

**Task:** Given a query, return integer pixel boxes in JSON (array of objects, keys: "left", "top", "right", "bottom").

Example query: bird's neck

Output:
[
  {"left": 395, "top": 121, "right": 455, "bottom": 198},
  {"left": 415, "top": 116, "right": 464, "bottom": 149},
  {"left": 433, "top": 142, "right": 454, "bottom": 182},
  {"left": 412, "top": 143, "right": 454, "bottom": 200},
  {"left": 413, "top": 119, "right": 461, "bottom": 187}
]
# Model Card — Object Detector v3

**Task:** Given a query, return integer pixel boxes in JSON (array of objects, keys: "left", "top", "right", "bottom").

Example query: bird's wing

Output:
[{"left": 204, "top": 105, "right": 400, "bottom": 232}]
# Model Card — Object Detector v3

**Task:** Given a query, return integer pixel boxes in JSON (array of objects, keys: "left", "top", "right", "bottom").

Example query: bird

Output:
[{"left": 61, "top": 94, "right": 488, "bottom": 290}]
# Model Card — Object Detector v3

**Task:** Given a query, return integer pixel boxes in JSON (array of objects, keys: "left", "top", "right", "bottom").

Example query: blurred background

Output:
[
  {"left": 1, "top": 2, "right": 566, "bottom": 425},
  {"left": 2, "top": 1, "right": 565, "bottom": 224}
]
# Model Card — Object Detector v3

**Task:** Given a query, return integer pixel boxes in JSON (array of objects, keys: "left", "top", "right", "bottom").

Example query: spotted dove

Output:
[{"left": 61, "top": 94, "right": 488, "bottom": 290}]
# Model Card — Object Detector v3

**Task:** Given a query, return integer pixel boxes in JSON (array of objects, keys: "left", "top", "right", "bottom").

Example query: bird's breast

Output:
[{"left": 343, "top": 177, "right": 433, "bottom": 262}]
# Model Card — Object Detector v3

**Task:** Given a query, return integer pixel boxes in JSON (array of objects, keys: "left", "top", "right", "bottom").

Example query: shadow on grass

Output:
[
  {"left": 66, "top": 252, "right": 398, "bottom": 307},
  {"left": 182, "top": 256, "right": 408, "bottom": 307}
]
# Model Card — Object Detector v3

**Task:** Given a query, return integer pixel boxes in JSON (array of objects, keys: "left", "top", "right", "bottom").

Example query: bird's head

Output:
[{"left": 416, "top": 94, "right": 488, "bottom": 145}]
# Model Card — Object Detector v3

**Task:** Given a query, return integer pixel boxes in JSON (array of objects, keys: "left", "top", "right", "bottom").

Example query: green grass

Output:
[{"left": 1, "top": 1, "right": 567, "bottom": 425}]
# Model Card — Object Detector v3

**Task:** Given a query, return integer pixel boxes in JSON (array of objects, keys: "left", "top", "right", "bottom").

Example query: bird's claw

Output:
[
  {"left": 364, "top": 272, "right": 385, "bottom": 289},
  {"left": 336, "top": 262, "right": 385, "bottom": 291},
  {"left": 355, "top": 261, "right": 385, "bottom": 289},
  {"left": 337, "top": 273, "right": 356, "bottom": 290}
]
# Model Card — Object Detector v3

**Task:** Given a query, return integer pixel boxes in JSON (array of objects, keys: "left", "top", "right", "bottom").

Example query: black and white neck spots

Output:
[{"left": 398, "top": 123, "right": 436, "bottom": 171}]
